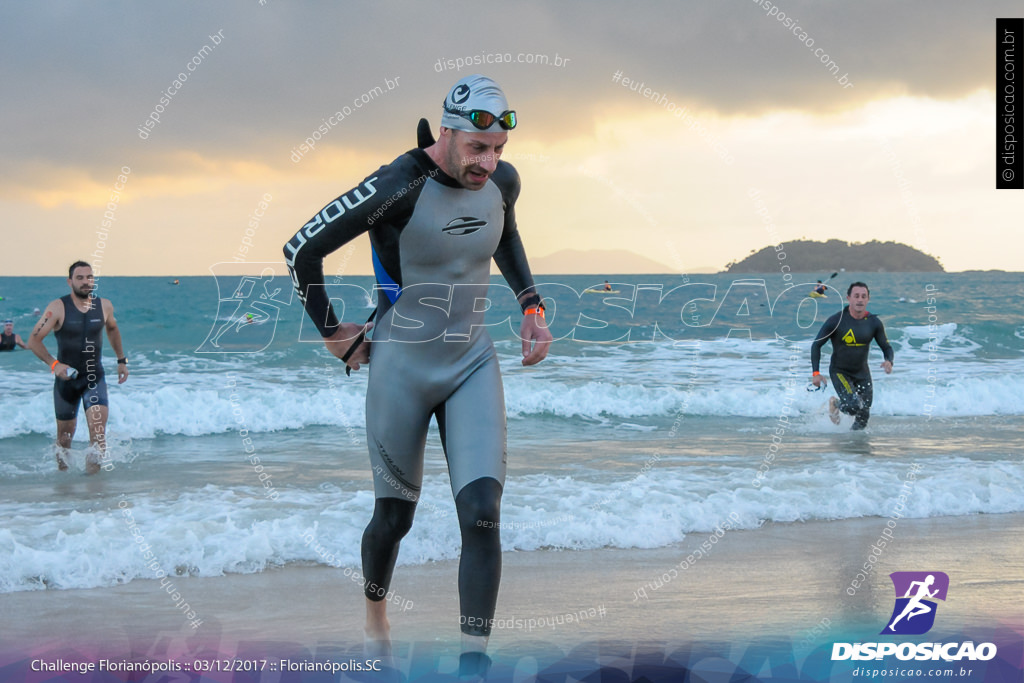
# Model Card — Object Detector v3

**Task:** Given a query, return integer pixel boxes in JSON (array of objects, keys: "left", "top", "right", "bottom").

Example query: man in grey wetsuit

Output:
[
  {"left": 284, "top": 75, "right": 552, "bottom": 669},
  {"left": 27, "top": 261, "right": 129, "bottom": 472}
]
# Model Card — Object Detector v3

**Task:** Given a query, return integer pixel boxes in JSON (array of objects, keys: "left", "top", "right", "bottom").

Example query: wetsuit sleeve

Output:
[
  {"left": 810, "top": 312, "right": 840, "bottom": 373},
  {"left": 284, "top": 157, "right": 415, "bottom": 337},
  {"left": 490, "top": 162, "right": 540, "bottom": 311},
  {"left": 874, "top": 318, "right": 894, "bottom": 364}
]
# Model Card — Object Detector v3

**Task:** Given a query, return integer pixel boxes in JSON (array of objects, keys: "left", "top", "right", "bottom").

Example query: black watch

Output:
[{"left": 117, "top": 357, "right": 127, "bottom": 365}]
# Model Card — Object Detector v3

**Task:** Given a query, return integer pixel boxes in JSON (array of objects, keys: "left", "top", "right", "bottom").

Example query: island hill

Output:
[{"left": 724, "top": 239, "right": 944, "bottom": 273}]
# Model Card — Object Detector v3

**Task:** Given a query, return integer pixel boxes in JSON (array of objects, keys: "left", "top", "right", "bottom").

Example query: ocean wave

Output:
[
  {"left": 2, "top": 361, "right": 1022, "bottom": 440},
  {"left": 1, "top": 455, "right": 1020, "bottom": 593}
]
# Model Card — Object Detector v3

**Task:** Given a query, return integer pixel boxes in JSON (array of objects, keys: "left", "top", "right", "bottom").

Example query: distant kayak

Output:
[
  {"left": 584, "top": 289, "right": 620, "bottom": 294},
  {"left": 807, "top": 291, "right": 827, "bottom": 298}
]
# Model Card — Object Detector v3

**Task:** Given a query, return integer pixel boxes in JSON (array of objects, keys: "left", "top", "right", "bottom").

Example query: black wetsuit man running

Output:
[
  {"left": 810, "top": 282, "right": 894, "bottom": 430},
  {"left": 284, "top": 75, "right": 552, "bottom": 672},
  {"left": 27, "top": 261, "right": 129, "bottom": 472}
]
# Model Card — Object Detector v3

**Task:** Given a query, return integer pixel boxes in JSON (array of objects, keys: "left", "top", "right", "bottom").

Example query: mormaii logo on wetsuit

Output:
[
  {"left": 442, "top": 216, "right": 486, "bottom": 236},
  {"left": 881, "top": 571, "right": 948, "bottom": 635}
]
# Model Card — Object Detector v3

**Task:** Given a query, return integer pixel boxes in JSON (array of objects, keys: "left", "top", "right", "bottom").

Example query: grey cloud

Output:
[{"left": 0, "top": 0, "right": 1013, "bottom": 176}]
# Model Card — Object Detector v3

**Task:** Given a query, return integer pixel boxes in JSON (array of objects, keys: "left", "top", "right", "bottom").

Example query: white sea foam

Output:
[
  {"left": 2, "top": 354, "right": 1021, "bottom": 440},
  {"left": 1, "top": 455, "right": 1020, "bottom": 593}
]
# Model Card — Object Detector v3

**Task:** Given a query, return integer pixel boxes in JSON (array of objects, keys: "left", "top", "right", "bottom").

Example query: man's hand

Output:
[
  {"left": 324, "top": 322, "right": 374, "bottom": 371},
  {"left": 520, "top": 314, "right": 552, "bottom": 366},
  {"left": 881, "top": 360, "right": 893, "bottom": 374},
  {"left": 811, "top": 373, "right": 828, "bottom": 388},
  {"left": 117, "top": 363, "right": 129, "bottom": 384},
  {"left": 53, "top": 362, "right": 74, "bottom": 380}
]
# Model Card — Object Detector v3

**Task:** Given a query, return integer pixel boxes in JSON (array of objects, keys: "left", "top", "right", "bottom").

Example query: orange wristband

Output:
[
  {"left": 50, "top": 360, "right": 59, "bottom": 373},
  {"left": 812, "top": 371, "right": 820, "bottom": 376},
  {"left": 524, "top": 306, "right": 545, "bottom": 318}
]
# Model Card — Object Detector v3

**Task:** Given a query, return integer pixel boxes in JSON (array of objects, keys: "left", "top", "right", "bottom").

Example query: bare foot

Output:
[
  {"left": 56, "top": 451, "right": 69, "bottom": 471},
  {"left": 461, "top": 633, "right": 488, "bottom": 654},
  {"left": 85, "top": 451, "right": 101, "bottom": 475},
  {"left": 459, "top": 633, "right": 490, "bottom": 679},
  {"left": 829, "top": 397, "right": 841, "bottom": 425},
  {"left": 363, "top": 628, "right": 392, "bottom": 660},
  {"left": 459, "top": 651, "right": 492, "bottom": 680},
  {"left": 364, "top": 600, "right": 392, "bottom": 659}
]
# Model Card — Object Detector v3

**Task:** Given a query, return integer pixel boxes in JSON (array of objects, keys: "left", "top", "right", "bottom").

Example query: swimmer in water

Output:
[{"left": 0, "top": 319, "right": 27, "bottom": 351}]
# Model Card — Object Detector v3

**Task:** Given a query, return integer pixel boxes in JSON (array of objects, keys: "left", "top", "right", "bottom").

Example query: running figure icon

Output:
[{"left": 888, "top": 574, "right": 939, "bottom": 631}]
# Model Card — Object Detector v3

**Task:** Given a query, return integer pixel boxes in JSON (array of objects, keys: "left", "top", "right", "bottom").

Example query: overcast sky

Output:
[{"left": 2, "top": 0, "right": 1021, "bottom": 276}]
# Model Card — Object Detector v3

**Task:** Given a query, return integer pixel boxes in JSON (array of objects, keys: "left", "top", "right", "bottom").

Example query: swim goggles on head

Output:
[{"left": 443, "top": 104, "right": 516, "bottom": 130}]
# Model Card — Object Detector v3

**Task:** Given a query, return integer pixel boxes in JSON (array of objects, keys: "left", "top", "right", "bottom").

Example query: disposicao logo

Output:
[
  {"left": 832, "top": 571, "right": 998, "bottom": 662},
  {"left": 882, "top": 571, "right": 948, "bottom": 635}
]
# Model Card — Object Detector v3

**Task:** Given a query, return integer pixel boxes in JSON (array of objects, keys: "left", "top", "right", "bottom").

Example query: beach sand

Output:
[{"left": 2, "top": 513, "right": 1021, "bottom": 665}]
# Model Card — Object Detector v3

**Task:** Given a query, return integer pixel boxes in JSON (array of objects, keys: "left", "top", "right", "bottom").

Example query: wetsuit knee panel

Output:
[
  {"left": 455, "top": 477, "right": 503, "bottom": 530},
  {"left": 366, "top": 497, "right": 417, "bottom": 540},
  {"left": 455, "top": 477, "right": 503, "bottom": 638},
  {"left": 361, "top": 497, "right": 417, "bottom": 602}
]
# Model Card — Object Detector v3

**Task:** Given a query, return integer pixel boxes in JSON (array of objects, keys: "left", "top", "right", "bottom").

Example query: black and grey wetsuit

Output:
[
  {"left": 284, "top": 144, "right": 540, "bottom": 637},
  {"left": 811, "top": 306, "right": 894, "bottom": 429},
  {"left": 53, "top": 295, "right": 108, "bottom": 420},
  {"left": 0, "top": 332, "right": 16, "bottom": 351}
]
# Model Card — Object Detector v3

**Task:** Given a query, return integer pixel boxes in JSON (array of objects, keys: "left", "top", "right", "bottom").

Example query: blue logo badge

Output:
[{"left": 881, "top": 571, "right": 949, "bottom": 635}]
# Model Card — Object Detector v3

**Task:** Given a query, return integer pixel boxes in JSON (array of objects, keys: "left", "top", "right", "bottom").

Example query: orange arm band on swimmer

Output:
[
  {"left": 524, "top": 306, "right": 545, "bottom": 318},
  {"left": 51, "top": 359, "right": 59, "bottom": 373},
  {"left": 812, "top": 371, "right": 820, "bottom": 376}
]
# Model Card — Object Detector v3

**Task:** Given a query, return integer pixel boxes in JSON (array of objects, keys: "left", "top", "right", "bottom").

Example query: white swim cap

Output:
[{"left": 441, "top": 74, "right": 516, "bottom": 133}]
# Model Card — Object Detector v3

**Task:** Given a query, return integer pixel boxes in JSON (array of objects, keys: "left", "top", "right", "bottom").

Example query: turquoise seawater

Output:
[{"left": 0, "top": 271, "right": 1021, "bottom": 593}]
